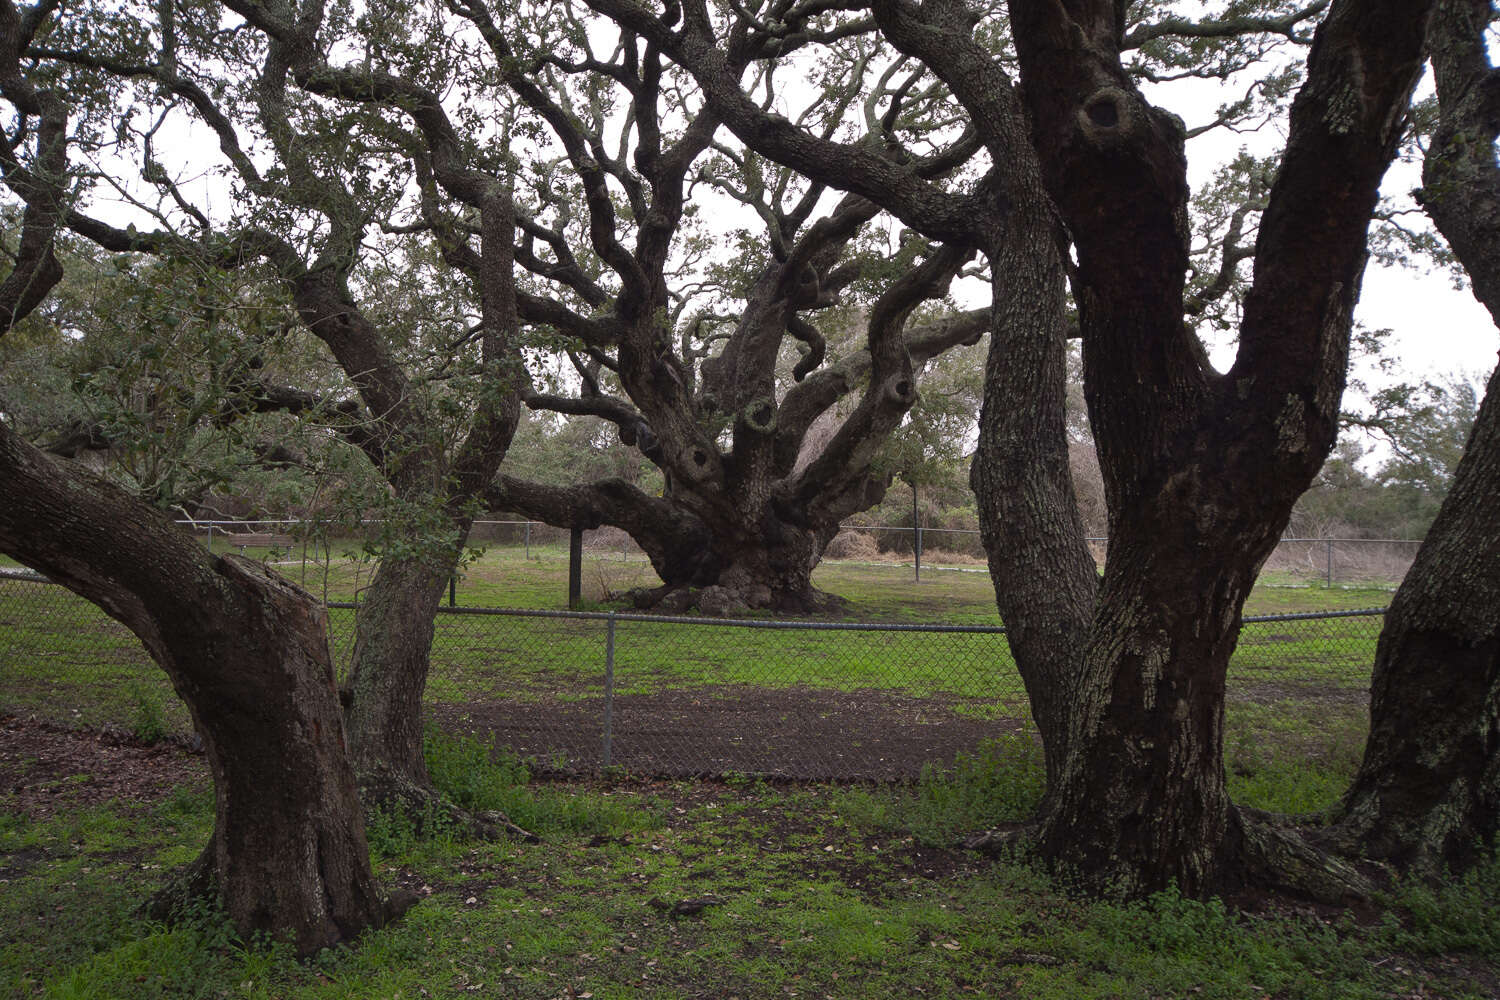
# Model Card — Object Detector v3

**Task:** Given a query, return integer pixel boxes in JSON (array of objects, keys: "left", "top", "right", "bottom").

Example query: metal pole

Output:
[
  {"left": 524, "top": 521, "right": 531, "bottom": 560},
  {"left": 449, "top": 574, "right": 457, "bottom": 607},
  {"left": 569, "top": 526, "right": 583, "bottom": 609},
  {"left": 1326, "top": 539, "right": 1333, "bottom": 589},
  {"left": 912, "top": 483, "right": 921, "bottom": 584},
  {"left": 206, "top": 523, "right": 214, "bottom": 554},
  {"left": 602, "top": 613, "right": 616, "bottom": 769}
]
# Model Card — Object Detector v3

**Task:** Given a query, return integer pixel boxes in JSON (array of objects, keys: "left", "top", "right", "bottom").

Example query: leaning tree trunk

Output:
[
  {"left": 1331, "top": 0, "right": 1500, "bottom": 870},
  {"left": 343, "top": 534, "right": 469, "bottom": 804},
  {"left": 0, "top": 422, "right": 394, "bottom": 954},
  {"left": 341, "top": 186, "right": 524, "bottom": 812},
  {"left": 1333, "top": 365, "right": 1500, "bottom": 872},
  {"left": 970, "top": 215, "right": 1098, "bottom": 787}
]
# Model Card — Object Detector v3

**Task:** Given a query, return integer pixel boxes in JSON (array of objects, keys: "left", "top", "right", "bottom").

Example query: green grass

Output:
[{"left": 3, "top": 732, "right": 1496, "bottom": 999}]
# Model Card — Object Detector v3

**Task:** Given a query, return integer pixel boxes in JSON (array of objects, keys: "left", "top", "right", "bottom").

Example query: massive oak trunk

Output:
[
  {"left": 0, "top": 422, "right": 392, "bottom": 954},
  {"left": 1334, "top": 0, "right": 1500, "bottom": 873},
  {"left": 487, "top": 472, "right": 854, "bottom": 614}
]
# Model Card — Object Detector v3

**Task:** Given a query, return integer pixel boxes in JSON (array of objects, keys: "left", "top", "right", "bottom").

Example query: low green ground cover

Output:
[{"left": 3, "top": 730, "right": 1496, "bottom": 999}]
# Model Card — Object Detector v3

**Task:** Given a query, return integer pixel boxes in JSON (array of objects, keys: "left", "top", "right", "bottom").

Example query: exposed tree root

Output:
[
  {"left": 963, "top": 809, "right": 1384, "bottom": 908},
  {"left": 1229, "top": 807, "right": 1379, "bottom": 905},
  {"left": 139, "top": 845, "right": 217, "bottom": 925},
  {"left": 621, "top": 582, "right": 848, "bottom": 617},
  {"left": 963, "top": 820, "right": 1038, "bottom": 857},
  {"left": 357, "top": 771, "right": 540, "bottom": 844}
]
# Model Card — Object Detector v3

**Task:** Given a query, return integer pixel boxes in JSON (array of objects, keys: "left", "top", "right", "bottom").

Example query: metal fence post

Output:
[
  {"left": 912, "top": 484, "right": 921, "bottom": 584},
  {"left": 569, "top": 527, "right": 583, "bottom": 609},
  {"left": 524, "top": 521, "right": 531, "bottom": 560},
  {"left": 449, "top": 574, "right": 457, "bottom": 607},
  {"left": 602, "top": 612, "right": 616, "bottom": 769},
  {"left": 1326, "top": 539, "right": 1334, "bottom": 589}
]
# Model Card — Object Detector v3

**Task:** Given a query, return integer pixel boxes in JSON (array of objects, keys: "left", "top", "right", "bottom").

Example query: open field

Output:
[{"left": 3, "top": 720, "right": 1497, "bottom": 1000}]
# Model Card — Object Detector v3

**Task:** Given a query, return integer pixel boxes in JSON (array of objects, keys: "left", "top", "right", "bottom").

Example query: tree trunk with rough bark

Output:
[
  {"left": 1334, "top": 369, "right": 1500, "bottom": 871},
  {"left": 969, "top": 219, "right": 1098, "bottom": 787},
  {"left": 339, "top": 187, "right": 524, "bottom": 811},
  {"left": 1332, "top": 0, "right": 1500, "bottom": 873},
  {"left": 0, "top": 422, "right": 397, "bottom": 954},
  {"left": 344, "top": 539, "right": 466, "bottom": 802}
]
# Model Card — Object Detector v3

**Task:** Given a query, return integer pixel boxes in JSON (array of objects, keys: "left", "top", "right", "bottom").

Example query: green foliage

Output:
[
  {"left": 893, "top": 733, "right": 1048, "bottom": 845},
  {"left": 124, "top": 680, "right": 167, "bottom": 745},
  {"left": 1225, "top": 729, "right": 1355, "bottom": 816},
  {"left": 10, "top": 778, "right": 1499, "bottom": 1000},
  {"left": 1383, "top": 851, "right": 1500, "bottom": 959},
  {"left": 423, "top": 727, "right": 661, "bottom": 838},
  {"left": 1301, "top": 372, "right": 1483, "bottom": 540}
]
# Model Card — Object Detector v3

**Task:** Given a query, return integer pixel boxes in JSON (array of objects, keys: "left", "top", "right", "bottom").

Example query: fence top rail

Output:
[
  {"left": 326, "top": 601, "right": 1008, "bottom": 634},
  {"left": 166, "top": 517, "right": 1423, "bottom": 545},
  {"left": 173, "top": 518, "right": 539, "bottom": 528},
  {"left": 1242, "top": 607, "right": 1388, "bottom": 623},
  {"left": 0, "top": 568, "right": 49, "bottom": 583}
]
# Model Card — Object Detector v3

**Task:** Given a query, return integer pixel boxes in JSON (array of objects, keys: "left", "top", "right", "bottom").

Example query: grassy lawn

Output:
[{"left": 2, "top": 729, "right": 1496, "bottom": 1000}]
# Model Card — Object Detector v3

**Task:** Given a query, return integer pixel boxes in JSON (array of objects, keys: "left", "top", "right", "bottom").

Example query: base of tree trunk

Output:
[
  {"left": 1228, "top": 807, "right": 1378, "bottom": 905},
  {"left": 964, "top": 808, "right": 1379, "bottom": 907},
  {"left": 622, "top": 582, "right": 848, "bottom": 616},
  {"left": 141, "top": 844, "right": 421, "bottom": 937}
]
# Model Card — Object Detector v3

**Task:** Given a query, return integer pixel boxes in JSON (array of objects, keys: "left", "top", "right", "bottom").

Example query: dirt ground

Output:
[
  {"left": 429, "top": 685, "right": 1020, "bottom": 781},
  {"left": 0, "top": 715, "right": 207, "bottom": 820},
  {"left": 1, "top": 682, "right": 1016, "bottom": 822}
]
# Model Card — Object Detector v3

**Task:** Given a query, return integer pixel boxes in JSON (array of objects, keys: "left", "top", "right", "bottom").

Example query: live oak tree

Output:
[
  {"left": 0, "top": 0, "right": 400, "bottom": 953},
  {"left": 587, "top": 0, "right": 1432, "bottom": 896},
  {"left": 466, "top": 6, "right": 991, "bottom": 613}
]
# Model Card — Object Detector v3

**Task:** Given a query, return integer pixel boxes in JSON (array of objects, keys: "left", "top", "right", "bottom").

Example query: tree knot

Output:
[{"left": 1076, "top": 87, "right": 1137, "bottom": 149}]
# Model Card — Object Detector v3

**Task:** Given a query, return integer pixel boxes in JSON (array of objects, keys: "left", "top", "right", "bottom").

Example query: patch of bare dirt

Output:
[
  {"left": 431, "top": 684, "right": 1019, "bottom": 781},
  {"left": 0, "top": 714, "right": 207, "bottom": 820}
]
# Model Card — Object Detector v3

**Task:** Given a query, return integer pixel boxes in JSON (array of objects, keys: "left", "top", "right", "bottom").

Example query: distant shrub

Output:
[{"left": 824, "top": 529, "right": 879, "bottom": 561}]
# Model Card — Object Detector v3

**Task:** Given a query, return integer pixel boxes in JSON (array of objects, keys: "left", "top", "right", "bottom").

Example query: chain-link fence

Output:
[
  {"left": 830, "top": 525, "right": 1420, "bottom": 588},
  {"left": 1, "top": 568, "right": 1386, "bottom": 780},
  {"left": 170, "top": 517, "right": 1420, "bottom": 592}
]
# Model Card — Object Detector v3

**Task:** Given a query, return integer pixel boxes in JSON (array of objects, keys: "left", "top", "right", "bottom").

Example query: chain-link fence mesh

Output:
[
  {"left": 168, "top": 519, "right": 1419, "bottom": 592},
  {"left": 2, "top": 568, "right": 1386, "bottom": 780}
]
